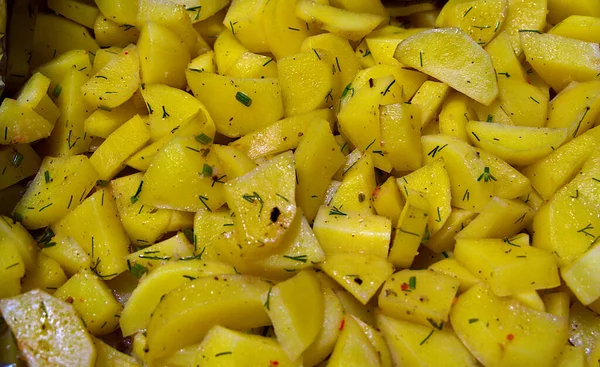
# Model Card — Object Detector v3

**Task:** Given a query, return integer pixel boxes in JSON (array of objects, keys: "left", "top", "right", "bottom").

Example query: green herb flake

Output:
[
  {"left": 10, "top": 152, "right": 23, "bottom": 167},
  {"left": 52, "top": 84, "right": 62, "bottom": 98},
  {"left": 409, "top": 276, "right": 417, "bottom": 290},
  {"left": 202, "top": 164, "right": 213, "bottom": 177},
  {"left": 44, "top": 170, "right": 51, "bottom": 183},
  {"left": 235, "top": 91, "right": 252, "bottom": 107},
  {"left": 195, "top": 133, "right": 212, "bottom": 144},
  {"left": 131, "top": 181, "right": 144, "bottom": 204},
  {"left": 127, "top": 260, "right": 148, "bottom": 279}
]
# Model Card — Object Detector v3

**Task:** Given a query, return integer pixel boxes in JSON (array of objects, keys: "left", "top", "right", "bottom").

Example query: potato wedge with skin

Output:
[
  {"left": 295, "top": 0, "right": 385, "bottom": 41},
  {"left": 451, "top": 284, "right": 568, "bottom": 367},
  {"left": 146, "top": 274, "right": 272, "bottom": 361},
  {"left": 0, "top": 290, "right": 96, "bottom": 367},
  {"left": 466, "top": 121, "right": 568, "bottom": 166},
  {"left": 186, "top": 71, "right": 284, "bottom": 137},
  {"left": 224, "top": 152, "right": 296, "bottom": 258},
  {"left": 521, "top": 32, "right": 600, "bottom": 93},
  {"left": 377, "top": 313, "right": 478, "bottom": 367},
  {"left": 120, "top": 259, "right": 236, "bottom": 337},
  {"left": 394, "top": 28, "right": 498, "bottom": 105}
]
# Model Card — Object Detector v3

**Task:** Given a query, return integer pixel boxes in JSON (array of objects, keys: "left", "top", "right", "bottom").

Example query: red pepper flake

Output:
[
  {"left": 66, "top": 296, "right": 74, "bottom": 304},
  {"left": 506, "top": 333, "right": 514, "bottom": 341},
  {"left": 269, "top": 360, "right": 279, "bottom": 366},
  {"left": 124, "top": 51, "right": 129, "bottom": 55},
  {"left": 401, "top": 283, "right": 409, "bottom": 291},
  {"left": 372, "top": 186, "right": 381, "bottom": 199},
  {"left": 339, "top": 319, "right": 345, "bottom": 331}
]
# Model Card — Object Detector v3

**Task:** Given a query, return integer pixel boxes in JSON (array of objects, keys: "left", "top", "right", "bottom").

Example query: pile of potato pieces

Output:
[{"left": 0, "top": 0, "right": 600, "bottom": 366}]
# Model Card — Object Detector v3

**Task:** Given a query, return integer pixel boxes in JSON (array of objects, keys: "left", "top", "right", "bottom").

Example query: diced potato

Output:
[
  {"left": 90, "top": 115, "right": 150, "bottom": 180},
  {"left": 411, "top": 81, "right": 451, "bottom": 128},
  {"left": 377, "top": 312, "right": 478, "bottom": 367},
  {"left": 223, "top": 0, "right": 270, "bottom": 52},
  {"left": 521, "top": 31, "right": 600, "bottom": 92},
  {"left": 556, "top": 345, "right": 586, "bottom": 367},
  {"left": 532, "top": 149, "right": 600, "bottom": 266},
  {"left": 0, "top": 216, "right": 37, "bottom": 270},
  {"left": 562, "top": 241, "right": 600, "bottom": 305},
  {"left": 110, "top": 173, "right": 171, "bottom": 245},
  {"left": 451, "top": 284, "right": 568, "bottom": 367},
  {"left": 295, "top": 1, "right": 385, "bottom": 41},
  {"left": 41, "top": 231, "right": 90, "bottom": 276},
  {"left": 512, "top": 290, "right": 545, "bottom": 312},
  {"left": 84, "top": 99, "right": 143, "bottom": 139},
  {"left": 263, "top": 0, "right": 310, "bottom": 59},
  {"left": 549, "top": 15, "right": 600, "bottom": 43},
  {"left": 22, "top": 253, "right": 67, "bottom": 294},
  {"left": 138, "top": 21, "right": 191, "bottom": 89},
  {"left": 502, "top": 0, "right": 547, "bottom": 57},
  {"left": 48, "top": 0, "right": 99, "bottom": 29},
  {"left": 0, "top": 98, "right": 54, "bottom": 145},
  {"left": 54, "top": 269, "right": 122, "bottom": 336},
  {"left": 261, "top": 270, "right": 323, "bottom": 360},
  {"left": 436, "top": 0, "right": 507, "bottom": 46},
  {"left": 380, "top": 102, "right": 423, "bottom": 171},
  {"left": 139, "top": 136, "right": 226, "bottom": 212},
  {"left": 186, "top": 71, "right": 284, "bottom": 137},
  {"left": 224, "top": 152, "right": 296, "bottom": 258},
  {"left": 546, "top": 80, "right": 600, "bottom": 139},
  {"left": 455, "top": 237, "right": 560, "bottom": 296},
  {"left": 438, "top": 90, "right": 475, "bottom": 142},
  {"left": 295, "top": 120, "right": 346, "bottom": 223},
  {"left": 0, "top": 290, "right": 96, "bottom": 366},
  {"left": 379, "top": 269, "right": 460, "bottom": 328},
  {"left": 53, "top": 188, "right": 130, "bottom": 279},
  {"left": 303, "top": 287, "right": 344, "bottom": 367},
  {"left": 278, "top": 50, "right": 338, "bottom": 117},
  {"left": 300, "top": 33, "right": 363, "bottom": 96},
  {"left": 120, "top": 259, "right": 235, "bottom": 337},
  {"left": 327, "top": 314, "right": 382, "bottom": 366},
  {"left": 13, "top": 155, "right": 99, "bottom": 229},
  {"left": 349, "top": 65, "right": 427, "bottom": 106},
  {"left": 145, "top": 274, "right": 272, "bottom": 361},
  {"left": 467, "top": 121, "right": 568, "bottom": 166},
  {"left": 424, "top": 208, "right": 477, "bottom": 253},
  {"left": 388, "top": 189, "right": 429, "bottom": 268},
  {"left": 329, "top": 154, "right": 376, "bottom": 215},
  {"left": 95, "top": 0, "right": 137, "bottom": 25},
  {"left": 31, "top": 13, "right": 99, "bottom": 69},
  {"left": 16, "top": 72, "right": 60, "bottom": 125},
  {"left": 313, "top": 206, "right": 391, "bottom": 257},
  {"left": 0, "top": 144, "right": 42, "bottom": 191},
  {"left": 428, "top": 257, "right": 481, "bottom": 293},
  {"left": 421, "top": 134, "right": 492, "bottom": 212},
  {"left": 322, "top": 253, "right": 394, "bottom": 305},
  {"left": 225, "top": 51, "right": 278, "bottom": 78},
  {"left": 547, "top": 0, "right": 600, "bottom": 25},
  {"left": 212, "top": 144, "right": 256, "bottom": 180},
  {"left": 94, "top": 15, "right": 140, "bottom": 48},
  {"left": 0, "top": 238, "right": 25, "bottom": 299},
  {"left": 81, "top": 44, "right": 140, "bottom": 109},
  {"left": 231, "top": 109, "right": 334, "bottom": 160},
  {"left": 372, "top": 177, "right": 405, "bottom": 227},
  {"left": 543, "top": 292, "right": 571, "bottom": 319},
  {"left": 476, "top": 148, "right": 532, "bottom": 199},
  {"left": 94, "top": 337, "right": 141, "bottom": 367},
  {"left": 158, "top": 325, "right": 301, "bottom": 367},
  {"left": 522, "top": 128, "right": 599, "bottom": 200},
  {"left": 395, "top": 28, "right": 498, "bottom": 105},
  {"left": 188, "top": 50, "right": 217, "bottom": 73},
  {"left": 456, "top": 196, "right": 533, "bottom": 239}
]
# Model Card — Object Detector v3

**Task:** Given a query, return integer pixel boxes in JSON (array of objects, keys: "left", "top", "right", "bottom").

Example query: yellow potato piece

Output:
[{"left": 394, "top": 28, "right": 498, "bottom": 105}]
